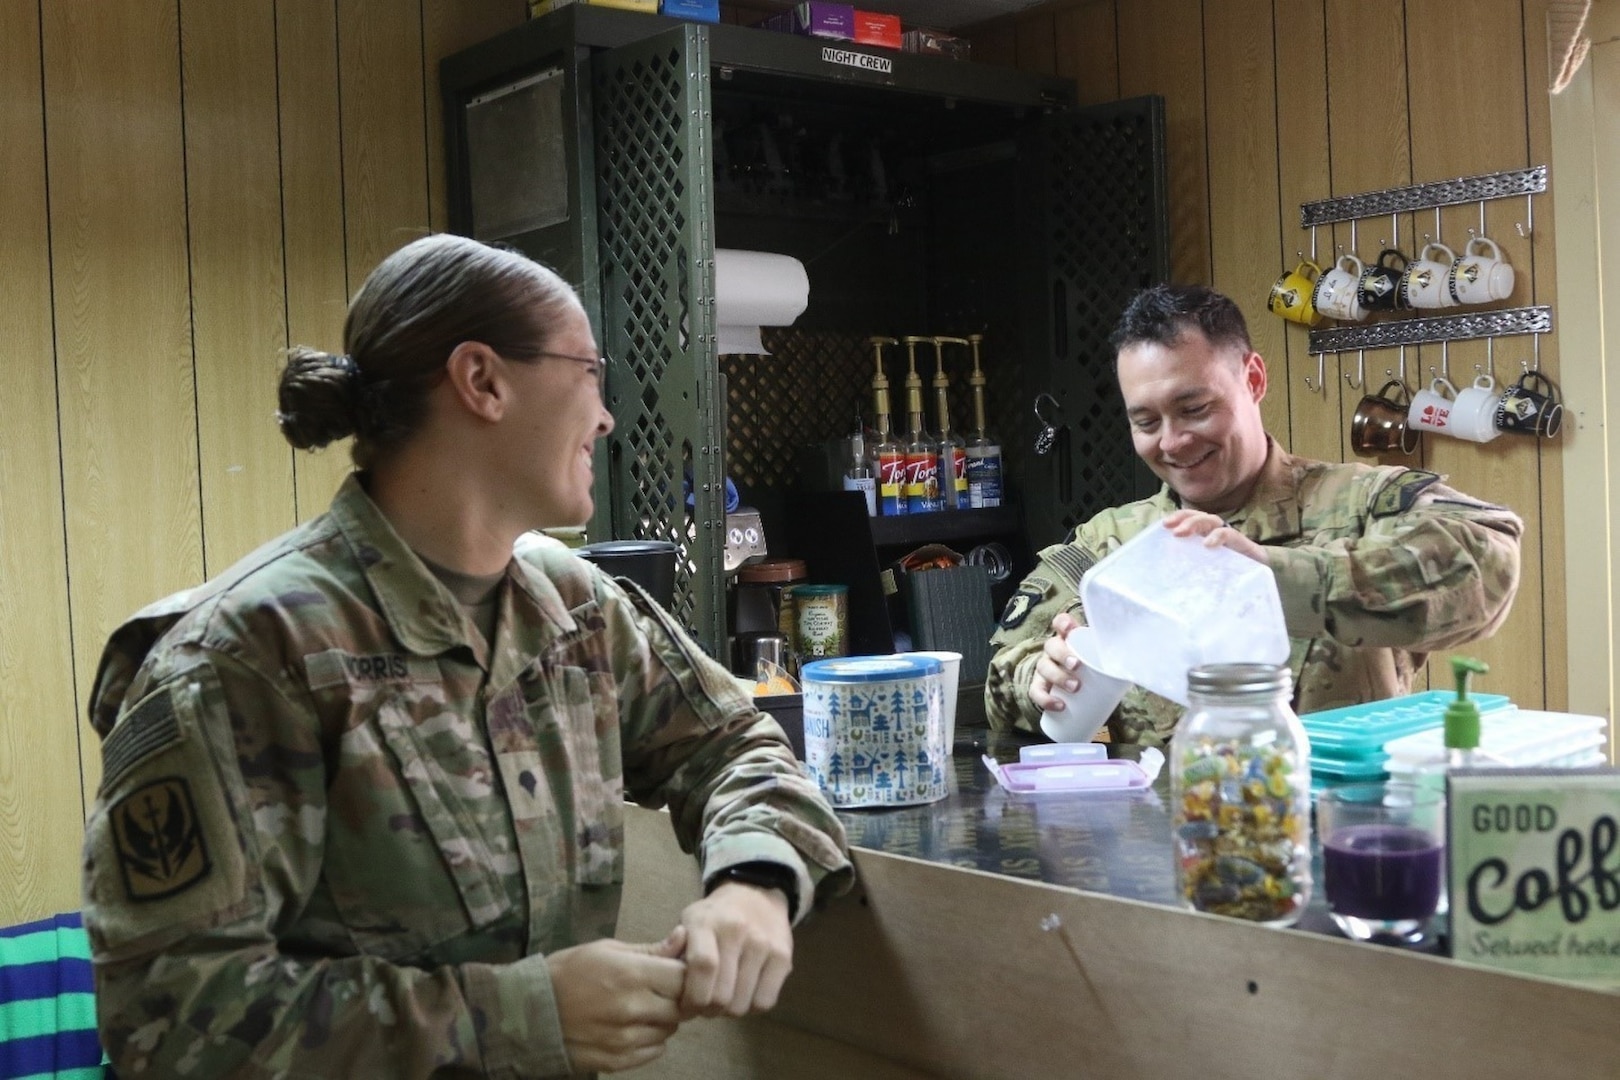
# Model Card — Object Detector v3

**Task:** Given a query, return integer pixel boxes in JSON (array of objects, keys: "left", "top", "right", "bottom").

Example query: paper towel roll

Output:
[{"left": 715, "top": 248, "right": 809, "bottom": 356}]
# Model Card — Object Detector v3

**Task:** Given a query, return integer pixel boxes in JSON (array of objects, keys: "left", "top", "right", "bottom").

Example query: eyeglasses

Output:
[{"left": 536, "top": 351, "right": 609, "bottom": 392}]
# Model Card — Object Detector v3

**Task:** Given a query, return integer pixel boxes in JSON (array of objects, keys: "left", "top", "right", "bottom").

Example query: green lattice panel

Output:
[{"left": 594, "top": 25, "right": 724, "bottom": 652}]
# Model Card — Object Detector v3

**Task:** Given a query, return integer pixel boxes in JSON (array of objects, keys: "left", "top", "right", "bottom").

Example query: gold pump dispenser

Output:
[
  {"left": 932, "top": 336, "right": 969, "bottom": 510},
  {"left": 866, "top": 336, "right": 905, "bottom": 515},
  {"left": 900, "top": 336, "right": 940, "bottom": 512},
  {"left": 964, "top": 333, "right": 1003, "bottom": 507}
]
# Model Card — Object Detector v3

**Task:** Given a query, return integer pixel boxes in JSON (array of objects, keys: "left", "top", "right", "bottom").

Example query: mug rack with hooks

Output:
[{"left": 1290, "top": 165, "right": 1551, "bottom": 386}]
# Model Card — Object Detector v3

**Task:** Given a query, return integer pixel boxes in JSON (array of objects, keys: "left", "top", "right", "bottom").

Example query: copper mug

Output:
[{"left": 1351, "top": 379, "right": 1419, "bottom": 456}]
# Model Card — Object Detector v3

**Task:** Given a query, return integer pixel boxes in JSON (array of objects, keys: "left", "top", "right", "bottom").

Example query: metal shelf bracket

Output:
[
  {"left": 1307, "top": 305, "right": 1552, "bottom": 355},
  {"left": 1300, "top": 166, "right": 1547, "bottom": 227}
]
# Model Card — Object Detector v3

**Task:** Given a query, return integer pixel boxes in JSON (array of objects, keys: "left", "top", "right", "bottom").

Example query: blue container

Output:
[
  {"left": 802, "top": 656, "right": 946, "bottom": 808},
  {"left": 1300, "top": 689, "right": 1513, "bottom": 756},
  {"left": 660, "top": 0, "right": 719, "bottom": 21}
]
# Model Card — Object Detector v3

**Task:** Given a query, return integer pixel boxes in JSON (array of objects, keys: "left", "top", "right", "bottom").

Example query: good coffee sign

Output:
[{"left": 1448, "top": 769, "right": 1620, "bottom": 989}]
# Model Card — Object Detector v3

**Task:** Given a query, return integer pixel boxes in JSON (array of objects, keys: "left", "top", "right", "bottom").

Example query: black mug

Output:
[
  {"left": 1494, "top": 370, "right": 1563, "bottom": 438},
  {"left": 1357, "top": 249, "right": 1411, "bottom": 312}
]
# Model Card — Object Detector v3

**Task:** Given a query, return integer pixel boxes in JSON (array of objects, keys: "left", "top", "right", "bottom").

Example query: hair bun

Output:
[{"left": 277, "top": 348, "right": 361, "bottom": 450}]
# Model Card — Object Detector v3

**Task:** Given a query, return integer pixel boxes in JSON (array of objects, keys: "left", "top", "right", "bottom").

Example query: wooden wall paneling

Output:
[
  {"left": 43, "top": 0, "right": 202, "bottom": 805},
  {"left": 1014, "top": 13, "right": 1058, "bottom": 75},
  {"left": 966, "top": 19, "right": 1018, "bottom": 67},
  {"left": 1052, "top": 0, "right": 1119, "bottom": 106},
  {"left": 337, "top": 0, "right": 432, "bottom": 291},
  {"left": 1203, "top": 0, "right": 1292, "bottom": 443},
  {"left": 1405, "top": 0, "right": 1545, "bottom": 709},
  {"left": 0, "top": 0, "right": 85, "bottom": 926},
  {"left": 1522, "top": 0, "right": 1568, "bottom": 713},
  {"left": 279, "top": 0, "right": 356, "bottom": 521},
  {"left": 423, "top": 1, "right": 527, "bottom": 233},
  {"left": 182, "top": 0, "right": 298, "bottom": 573},
  {"left": 1272, "top": 0, "right": 1339, "bottom": 463},
  {"left": 1115, "top": 0, "right": 1212, "bottom": 286}
]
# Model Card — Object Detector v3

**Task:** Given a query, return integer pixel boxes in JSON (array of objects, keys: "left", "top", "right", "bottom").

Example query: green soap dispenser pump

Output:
[{"left": 1443, "top": 656, "right": 1504, "bottom": 768}]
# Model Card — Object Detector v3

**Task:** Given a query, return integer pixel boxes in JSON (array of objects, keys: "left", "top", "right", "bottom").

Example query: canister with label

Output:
[
  {"left": 802, "top": 655, "right": 947, "bottom": 807},
  {"left": 794, "top": 583, "right": 849, "bottom": 659}
]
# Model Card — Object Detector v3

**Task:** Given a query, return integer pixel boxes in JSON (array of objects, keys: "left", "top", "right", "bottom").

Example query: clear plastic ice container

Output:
[{"left": 1079, "top": 521, "right": 1289, "bottom": 705}]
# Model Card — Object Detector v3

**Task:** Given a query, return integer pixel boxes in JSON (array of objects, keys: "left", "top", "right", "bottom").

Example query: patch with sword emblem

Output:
[{"left": 111, "top": 776, "right": 212, "bottom": 902}]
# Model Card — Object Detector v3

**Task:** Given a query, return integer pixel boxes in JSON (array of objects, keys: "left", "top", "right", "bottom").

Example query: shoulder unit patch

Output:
[
  {"left": 1371, "top": 469, "right": 1441, "bottom": 518},
  {"left": 111, "top": 776, "right": 212, "bottom": 902}
]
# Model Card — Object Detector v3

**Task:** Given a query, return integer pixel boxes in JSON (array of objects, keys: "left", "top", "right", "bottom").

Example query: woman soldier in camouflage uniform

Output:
[{"left": 81, "top": 234, "right": 852, "bottom": 1077}]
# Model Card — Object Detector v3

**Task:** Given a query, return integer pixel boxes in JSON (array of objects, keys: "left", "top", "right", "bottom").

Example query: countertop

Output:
[{"left": 835, "top": 726, "right": 1415, "bottom": 947}]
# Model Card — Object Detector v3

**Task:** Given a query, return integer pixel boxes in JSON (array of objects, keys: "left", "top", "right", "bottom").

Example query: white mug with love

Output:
[{"left": 1408, "top": 376, "right": 1458, "bottom": 435}]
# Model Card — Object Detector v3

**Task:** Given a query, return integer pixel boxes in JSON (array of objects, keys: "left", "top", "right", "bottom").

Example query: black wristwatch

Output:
[{"left": 705, "top": 861, "right": 799, "bottom": 915}]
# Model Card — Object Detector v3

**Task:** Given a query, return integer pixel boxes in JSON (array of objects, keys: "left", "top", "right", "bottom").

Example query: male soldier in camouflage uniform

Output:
[
  {"left": 82, "top": 235, "right": 852, "bottom": 1077},
  {"left": 985, "top": 285, "right": 1522, "bottom": 750}
]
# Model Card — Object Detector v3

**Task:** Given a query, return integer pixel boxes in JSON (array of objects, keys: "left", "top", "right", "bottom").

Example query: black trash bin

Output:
[{"left": 576, "top": 540, "right": 679, "bottom": 610}]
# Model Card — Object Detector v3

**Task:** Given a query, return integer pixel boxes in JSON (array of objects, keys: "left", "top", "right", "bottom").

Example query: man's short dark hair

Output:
[{"left": 1109, "top": 285, "right": 1253, "bottom": 358}]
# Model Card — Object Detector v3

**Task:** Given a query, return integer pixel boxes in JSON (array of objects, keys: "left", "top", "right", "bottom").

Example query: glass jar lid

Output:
[{"left": 1186, "top": 662, "right": 1292, "bottom": 697}]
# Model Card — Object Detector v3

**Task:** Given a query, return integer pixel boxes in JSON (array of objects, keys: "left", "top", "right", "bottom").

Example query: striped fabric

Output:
[{"left": 0, "top": 913, "right": 104, "bottom": 1080}]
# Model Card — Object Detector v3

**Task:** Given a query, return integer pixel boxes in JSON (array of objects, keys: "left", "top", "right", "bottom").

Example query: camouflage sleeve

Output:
[
  {"left": 603, "top": 578, "right": 853, "bottom": 923},
  {"left": 82, "top": 650, "right": 570, "bottom": 1079},
  {"left": 1266, "top": 471, "right": 1524, "bottom": 651},
  {"left": 983, "top": 539, "right": 1095, "bottom": 734}
]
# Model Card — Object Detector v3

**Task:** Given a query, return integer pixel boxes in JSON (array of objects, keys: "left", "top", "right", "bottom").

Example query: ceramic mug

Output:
[
  {"left": 1313, "top": 253, "right": 1367, "bottom": 321},
  {"left": 1357, "top": 249, "right": 1411, "bottom": 312},
  {"left": 1448, "top": 235, "right": 1516, "bottom": 305},
  {"left": 1408, "top": 376, "right": 1458, "bottom": 435},
  {"left": 1268, "top": 260, "right": 1322, "bottom": 326},
  {"left": 1495, "top": 370, "right": 1564, "bottom": 438},
  {"left": 1400, "top": 242, "right": 1458, "bottom": 309},
  {"left": 1351, "top": 379, "right": 1419, "bottom": 456},
  {"left": 1446, "top": 374, "right": 1503, "bottom": 443}
]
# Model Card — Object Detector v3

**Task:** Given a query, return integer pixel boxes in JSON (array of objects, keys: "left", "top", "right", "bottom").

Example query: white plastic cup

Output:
[
  {"left": 904, "top": 650, "right": 963, "bottom": 751},
  {"left": 1039, "top": 627, "right": 1131, "bottom": 744}
]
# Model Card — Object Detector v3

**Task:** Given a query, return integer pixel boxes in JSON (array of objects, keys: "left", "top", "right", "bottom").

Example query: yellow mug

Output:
[{"left": 1268, "top": 260, "right": 1322, "bottom": 326}]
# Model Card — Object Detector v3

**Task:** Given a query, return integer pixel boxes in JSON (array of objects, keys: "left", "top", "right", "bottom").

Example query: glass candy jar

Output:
[{"left": 1170, "top": 663, "right": 1312, "bottom": 927}]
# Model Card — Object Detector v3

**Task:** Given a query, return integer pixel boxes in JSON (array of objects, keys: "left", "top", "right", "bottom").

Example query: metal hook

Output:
[
  {"left": 1479, "top": 199, "right": 1487, "bottom": 237},
  {"left": 1391, "top": 212, "right": 1400, "bottom": 251},
  {"left": 1441, "top": 340, "right": 1451, "bottom": 380},
  {"left": 1350, "top": 219, "right": 1358, "bottom": 254},
  {"left": 1533, "top": 331, "right": 1542, "bottom": 369},
  {"left": 1304, "top": 352, "right": 1325, "bottom": 393},
  {"left": 1033, "top": 392, "right": 1065, "bottom": 455},
  {"left": 1310, "top": 226, "right": 1318, "bottom": 264},
  {"left": 1486, "top": 337, "right": 1496, "bottom": 381},
  {"left": 1344, "top": 350, "right": 1364, "bottom": 390},
  {"left": 1525, "top": 193, "right": 1534, "bottom": 238},
  {"left": 1398, "top": 345, "right": 1409, "bottom": 389},
  {"left": 1434, "top": 206, "right": 1442, "bottom": 244}
]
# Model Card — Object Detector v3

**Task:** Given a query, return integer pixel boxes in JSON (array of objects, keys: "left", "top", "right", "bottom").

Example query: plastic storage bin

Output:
[{"left": 1079, "top": 522, "right": 1289, "bottom": 705}]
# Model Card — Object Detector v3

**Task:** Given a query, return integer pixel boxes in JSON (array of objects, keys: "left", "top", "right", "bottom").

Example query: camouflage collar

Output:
[
  {"left": 1221, "top": 438, "right": 1305, "bottom": 544},
  {"left": 1146, "top": 438, "right": 1304, "bottom": 543},
  {"left": 327, "top": 476, "right": 497, "bottom": 663}
]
